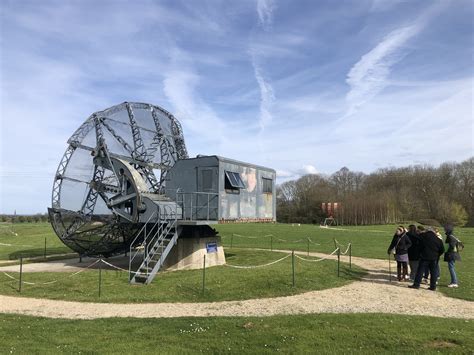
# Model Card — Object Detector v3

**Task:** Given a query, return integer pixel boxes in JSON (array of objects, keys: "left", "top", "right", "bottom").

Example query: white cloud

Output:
[
  {"left": 299, "top": 165, "right": 319, "bottom": 175},
  {"left": 343, "top": 3, "right": 446, "bottom": 120},
  {"left": 251, "top": 60, "right": 275, "bottom": 132},
  {"left": 370, "top": 0, "right": 406, "bottom": 12},
  {"left": 162, "top": 48, "right": 227, "bottom": 155},
  {"left": 345, "top": 23, "right": 421, "bottom": 117},
  {"left": 257, "top": 0, "right": 275, "bottom": 30}
]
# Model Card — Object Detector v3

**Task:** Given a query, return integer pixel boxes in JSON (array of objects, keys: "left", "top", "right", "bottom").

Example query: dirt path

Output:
[{"left": 0, "top": 251, "right": 473, "bottom": 320}]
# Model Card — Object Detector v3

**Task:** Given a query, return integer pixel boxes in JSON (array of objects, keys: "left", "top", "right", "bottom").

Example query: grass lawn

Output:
[
  {"left": 1, "top": 313, "right": 472, "bottom": 354},
  {"left": 1, "top": 222, "right": 472, "bottom": 301},
  {"left": 0, "top": 223, "right": 73, "bottom": 260},
  {"left": 0, "top": 249, "right": 364, "bottom": 303},
  {"left": 216, "top": 223, "right": 474, "bottom": 302}
]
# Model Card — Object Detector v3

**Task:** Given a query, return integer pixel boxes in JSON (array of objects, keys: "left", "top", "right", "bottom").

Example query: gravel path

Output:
[{"left": 0, "top": 250, "right": 473, "bottom": 320}]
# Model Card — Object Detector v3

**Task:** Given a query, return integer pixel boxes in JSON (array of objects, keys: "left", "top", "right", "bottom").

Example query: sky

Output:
[{"left": 0, "top": 0, "right": 473, "bottom": 214}]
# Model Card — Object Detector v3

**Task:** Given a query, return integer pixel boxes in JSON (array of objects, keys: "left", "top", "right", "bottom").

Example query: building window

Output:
[
  {"left": 224, "top": 171, "right": 245, "bottom": 192},
  {"left": 262, "top": 177, "right": 272, "bottom": 193}
]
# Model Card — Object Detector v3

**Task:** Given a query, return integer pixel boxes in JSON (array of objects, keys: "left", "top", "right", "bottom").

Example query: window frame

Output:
[
  {"left": 224, "top": 171, "right": 246, "bottom": 192},
  {"left": 262, "top": 177, "right": 273, "bottom": 194}
]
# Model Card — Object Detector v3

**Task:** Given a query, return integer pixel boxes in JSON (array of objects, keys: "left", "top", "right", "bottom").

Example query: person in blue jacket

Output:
[{"left": 444, "top": 224, "right": 462, "bottom": 288}]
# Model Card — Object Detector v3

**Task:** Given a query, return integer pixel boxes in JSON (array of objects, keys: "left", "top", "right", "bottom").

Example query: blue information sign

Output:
[{"left": 206, "top": 241, "right": 218, "bottom": 253}]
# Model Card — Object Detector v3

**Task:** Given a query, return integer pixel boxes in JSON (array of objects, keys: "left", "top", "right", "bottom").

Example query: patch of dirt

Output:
[{"left": 425, "top": 339, "right": 460, "bottom": 349}]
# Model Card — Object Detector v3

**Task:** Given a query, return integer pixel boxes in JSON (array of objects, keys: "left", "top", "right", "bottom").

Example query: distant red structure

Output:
[{"left": 321, "top": 202, "right": 340, "bottom": 217}]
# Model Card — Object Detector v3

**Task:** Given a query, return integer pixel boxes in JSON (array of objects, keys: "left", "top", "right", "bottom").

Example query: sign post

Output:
[
  {"left": 202, "top": 255, "right": 206, "bottom": 294},
  {"left": 292, "top": 250, "right": 295, "bottom": 287},
  {"left": 19, "top": 257, "right": 23, "bottom": 293},
  {"left": 337, "top": 248, "right": 340, "bottom": 277},
  {"left": 98, "top": 258, "right": 102, "bottom": 298}
]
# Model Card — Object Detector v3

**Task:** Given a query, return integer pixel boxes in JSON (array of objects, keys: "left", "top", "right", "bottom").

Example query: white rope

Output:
[
  {"left": 1, "top": 271, "right": 56, "bottom": 285},
  {"left": 306, "top": 237, "right": 320, "bottom": 246},
  {"left": 100, "top": 259, "right": 128, "bottom": 272},
  {"left": 1, "top": 259, "right": 101, "bottom": 285},
  {"left": 0, "top": 242, "right": 33, "bottom": 247},
  {"left": 319, "top": 226, "right": 385, "bottom": 233},
  {"left": 227, "top": 234, "right": 323, "bottom": 246},
  {"left": 339, "top": 243, "right": 352, "bottom": 255},
  {"left": 225, "top": 253, "right": 291, "bottom": 269},
  {"left": 231, "top": 234, "right": 259, "bottom": 239},
  {"left": 333, "top": 240, "right": 352, "bottom": 255},
  {"left": 294, "top": 248, "right": 340, "bottom": 262}
]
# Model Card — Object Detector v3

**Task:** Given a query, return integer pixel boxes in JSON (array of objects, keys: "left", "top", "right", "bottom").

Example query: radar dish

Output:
[{"left": 48, "top": 102, "right": 188, "bottom": 256}]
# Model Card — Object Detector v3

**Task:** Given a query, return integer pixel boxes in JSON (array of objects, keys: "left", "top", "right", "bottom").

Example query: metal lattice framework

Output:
[{"left": 48, "top": 102, "right": 188, "bottom": 256}]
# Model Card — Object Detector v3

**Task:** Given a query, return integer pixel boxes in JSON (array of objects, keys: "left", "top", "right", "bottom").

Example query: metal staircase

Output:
[{"left": 128, "top": 205, "right": 178, "bottom": 284}]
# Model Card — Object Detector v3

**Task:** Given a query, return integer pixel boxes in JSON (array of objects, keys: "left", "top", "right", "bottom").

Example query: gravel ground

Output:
[{"left": 0, "top": 251, "right": 473, "bottom": 320}]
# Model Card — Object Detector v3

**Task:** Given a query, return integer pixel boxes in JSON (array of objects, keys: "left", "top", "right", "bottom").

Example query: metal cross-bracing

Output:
[
  {"left": 101, "top": 119, "right": 134, "bottom": 157},
  {"left": 80, "top": 165, "right": 105, "bottom": 216},
  {"left": 126, "top": 102, "right": 147, "bottom": 161},
  {"left": 150, "top": 107, "right": 176, "bottom": 186},
  {"left": 51, "top": 145, "right": 76, "bottom": 209},
  {"left": 153, "top": 105, "right": 189, "bottom": 159},
  {"left": 68, "top": 116, "right": 95, "bottom": 145},
  {"left": 50, "top": 102, "right": 189, "bottom": 256}
]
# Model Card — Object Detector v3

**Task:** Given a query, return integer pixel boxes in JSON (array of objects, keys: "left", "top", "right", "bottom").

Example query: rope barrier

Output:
[
  {"left": 294, "top": 248, "right": 340, "bottom": 262},
  {"left": 224, "top": 234, "right": 329, "bottom": 247},
  {"left": 225, "top": 253, "right": 291, "bottom": 269},
  {"left": 1, "top": 259, "right": 101, "bottom": 286},
  {"left": 0, "top": 242, "right": 33, "bottom": 247},
  {"left": 231, "top": 233, "right": 260, "bottom": 239},
  {"left": 339, "top": 243, "right": 352, "bottom": 255},
  {"left": 100, "top": 259, "right": 129, "bottom": 272},
  {"left": 319, "top": 226, "right": 386, "bottom": 233},
  {"left": 306, "top": 237, "right": 321, "bottom": 245},
  {"left": 333, "top": 239, "right": 352, "bottom": 255}
]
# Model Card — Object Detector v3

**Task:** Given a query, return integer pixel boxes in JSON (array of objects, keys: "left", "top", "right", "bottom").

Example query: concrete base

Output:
[{"left": 162, "top": 236, "right": 226, "bottom": 271}]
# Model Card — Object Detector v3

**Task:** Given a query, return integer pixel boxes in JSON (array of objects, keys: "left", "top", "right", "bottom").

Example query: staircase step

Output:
[
  {"left": 133, "top": 275, "right": 147, "bottom": 283},
  {"left": 129, "top": 221, "right": 178, "bottom": 285}
]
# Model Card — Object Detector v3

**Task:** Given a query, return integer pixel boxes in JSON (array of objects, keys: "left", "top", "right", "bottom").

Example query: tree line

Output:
[
  {"left": 277, "top": 157, "right": 474, "bottom": 227},
  {"left": 0, "top": 214, "right": 49, "bottom": 223}
]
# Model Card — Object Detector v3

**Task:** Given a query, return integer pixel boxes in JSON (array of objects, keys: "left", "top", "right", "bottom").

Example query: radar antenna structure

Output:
[{"left": 48, "top": 102, "right": 188, "bottom": 256}]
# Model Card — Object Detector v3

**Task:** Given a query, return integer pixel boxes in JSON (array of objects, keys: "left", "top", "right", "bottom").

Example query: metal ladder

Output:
[{"left": 128, "top": 205, "right": 178, "bottom": 284}]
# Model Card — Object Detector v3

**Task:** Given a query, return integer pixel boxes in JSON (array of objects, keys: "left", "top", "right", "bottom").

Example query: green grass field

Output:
[
  {"left": 1, "top": 313, "right": 472, "bottom": 354},
  {"left": 0, "top": 249, "right": 363, "bottom": 303},
  {"left": 216, "top": 223, "right": 474, "bottom": 301},
  {"left": 0, "top": 222, "right": 472, "bottom": 301},
  {"left": 0, "top": 223, "right": 73, "bottom": 260}
]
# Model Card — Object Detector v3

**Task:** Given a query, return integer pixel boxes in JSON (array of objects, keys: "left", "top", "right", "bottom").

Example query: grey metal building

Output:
[{"left": 166, "top": 155, "right": 276, "bottom": 223}]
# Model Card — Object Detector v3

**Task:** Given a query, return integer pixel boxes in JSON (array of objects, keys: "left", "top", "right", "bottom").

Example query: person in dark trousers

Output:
[
  {"left": 406, "top": 224, "right": 422, "bottom": 280},
  {"left": 417, "top": 226, "right": 430, "bottom": 283},
  {"left": 409, "top": 229, "right": 445, "bottom": 291},
  {"left": 444, "top": 224, "right": 461, "bottom": 288},
  {"left": 387, "top": 226, "right": 412, "bottom": 281}
]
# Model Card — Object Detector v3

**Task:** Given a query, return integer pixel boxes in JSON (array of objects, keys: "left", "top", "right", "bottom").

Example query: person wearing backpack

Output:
[
  {"left": 387, "top": 226, "right": 412, "bottom": 281},
  {"left": 444, "top": 224, "right": 462, "bottom": 288}
]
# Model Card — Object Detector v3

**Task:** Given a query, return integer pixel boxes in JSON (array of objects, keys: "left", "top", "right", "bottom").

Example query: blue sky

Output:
[{"left": 0, "top": 0, "right": 473, "bottom": 214}]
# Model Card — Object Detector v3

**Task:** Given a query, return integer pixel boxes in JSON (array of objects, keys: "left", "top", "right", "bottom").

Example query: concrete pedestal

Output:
[{"left": 162, "top": 236, "right": 226, "bottom": 271}]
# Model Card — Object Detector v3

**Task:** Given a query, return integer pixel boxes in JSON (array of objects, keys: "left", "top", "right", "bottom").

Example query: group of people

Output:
[{"left": 387, "top": 224, "right": 462, "bottom": 291}]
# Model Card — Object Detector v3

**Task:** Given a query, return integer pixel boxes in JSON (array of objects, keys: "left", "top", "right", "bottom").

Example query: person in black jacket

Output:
[
  {"left": 409, "top": 229, "right": 445, "bottom": 291},
  {"left": 387, "top": 226, "right": 412, "bottom": 281},
  {"left": 444, "top": 225, "right": 461, "bottom": 288},
  {"left": 406, "top": 224, "right": 422, "bottom": 281}
]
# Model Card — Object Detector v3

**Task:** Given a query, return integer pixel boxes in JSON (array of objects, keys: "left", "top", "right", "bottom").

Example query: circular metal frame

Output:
[{"left": 48, "top": 102, "right": 188, "bottom": 256}]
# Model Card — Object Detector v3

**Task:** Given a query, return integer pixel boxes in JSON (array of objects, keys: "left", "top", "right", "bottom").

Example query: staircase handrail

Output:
[{"left": 128, "top": 210, "right": 158, "bottom": 280}]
